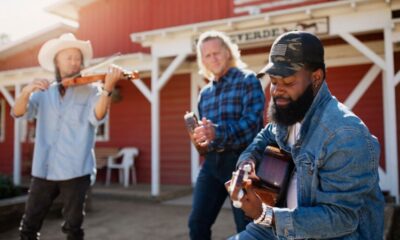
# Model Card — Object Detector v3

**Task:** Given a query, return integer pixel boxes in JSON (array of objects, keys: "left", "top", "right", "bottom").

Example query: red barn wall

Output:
[
  {"left": 76, "top": 0, "right": 332, "bottom": 57},
  {"left": 0, "top": 45, "right": 42, "bottom": 71},
  {"left": 0, "top": 0, "right": 334, "bottom": 70},
  {"left": 95, "top": 73, "right": 191, "bottom": 184},
  {"left": 327, "top": 64, "right": 385, "bottom": 168},
  {"left": 77, "top": 0, "right": 233, "bottom": 57},
  {"left": 0, "top": 101, "right": 14, "bottom": 174},
  {"left": 159, "top": 74, "right": 191, "bottom": 184}
]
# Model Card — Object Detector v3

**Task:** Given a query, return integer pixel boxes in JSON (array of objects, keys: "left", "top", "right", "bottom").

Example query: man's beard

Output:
[{"left": 267, "top": 84, "right": 315, "bottom": 126}]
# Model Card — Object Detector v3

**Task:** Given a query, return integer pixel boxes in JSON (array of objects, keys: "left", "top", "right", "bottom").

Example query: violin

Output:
[{"left": 60, "top": 70, "right": 140, "bottom": 87}]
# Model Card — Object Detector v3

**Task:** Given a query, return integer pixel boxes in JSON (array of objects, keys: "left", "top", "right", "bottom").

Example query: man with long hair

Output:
[{"left": 188, "top": 30, "right": 265, "bottom": 240}]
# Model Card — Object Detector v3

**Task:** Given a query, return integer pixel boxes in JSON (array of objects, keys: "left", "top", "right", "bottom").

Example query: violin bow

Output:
[{"left": 80, "top": 52, "right": 121, "bottom": 76}]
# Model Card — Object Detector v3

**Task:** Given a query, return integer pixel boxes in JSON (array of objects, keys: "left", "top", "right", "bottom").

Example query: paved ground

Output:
[
  {"left": 0, "top": 184, "right": 236, "bottom": 240},
  {"left": 1, "top": 183, "right": 397, "bottom": 240}
]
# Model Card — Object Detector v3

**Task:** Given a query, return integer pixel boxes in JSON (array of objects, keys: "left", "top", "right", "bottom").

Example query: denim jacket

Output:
[{"left": 238, "top": 81, "right": 384, "bottom": 239}]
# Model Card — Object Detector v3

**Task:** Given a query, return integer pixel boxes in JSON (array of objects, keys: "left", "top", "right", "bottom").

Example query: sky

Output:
[{"left": 0, "top": 0, "right": 73, "bottom": 44}]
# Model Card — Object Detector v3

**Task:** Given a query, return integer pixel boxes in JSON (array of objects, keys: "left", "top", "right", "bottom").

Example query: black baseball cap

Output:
[{"left": 257, "top": 31, "right": 325, "bottom": 78}]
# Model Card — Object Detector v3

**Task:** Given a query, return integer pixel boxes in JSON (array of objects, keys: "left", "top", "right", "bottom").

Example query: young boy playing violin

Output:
[{"left": 12, "top": 33, "right": 123, "bottom": 240}]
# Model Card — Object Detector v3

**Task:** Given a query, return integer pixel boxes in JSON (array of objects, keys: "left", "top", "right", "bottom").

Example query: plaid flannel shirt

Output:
[{"left": 198, "top": 67, "right": 265, "bottom": 152}]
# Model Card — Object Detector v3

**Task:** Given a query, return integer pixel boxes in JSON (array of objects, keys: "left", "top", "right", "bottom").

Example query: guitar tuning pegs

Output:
[
  {"left": 233, "top": 200, "right": 242, "bottom": 208},
  {"left": 243, "top": 164, "right": 252, "bottom": 173}
]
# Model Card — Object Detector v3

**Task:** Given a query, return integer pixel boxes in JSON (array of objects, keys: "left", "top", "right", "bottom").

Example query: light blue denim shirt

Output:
[
  {"left": 238, "top": 81, "right": 384, "bottom": 239},
  {"left": 15, "top": 83, "right": 105, "bottom": 181}
]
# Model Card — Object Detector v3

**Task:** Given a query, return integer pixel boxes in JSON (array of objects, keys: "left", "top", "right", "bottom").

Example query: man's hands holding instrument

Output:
[
  {"left": 103, "top": 64, "right": 125, "bottom": 92},
  {"left": 225, "top": 162, "right": 255, "bottom": 208},
  {"left": 225, "top": 161, "right": 269, "bottom": 221},
  {"left": 192, "top": 117, "right": 215, "bottom": 148},
  {"left": 22, "top": 79, "right": 51, "bottom": 95}
]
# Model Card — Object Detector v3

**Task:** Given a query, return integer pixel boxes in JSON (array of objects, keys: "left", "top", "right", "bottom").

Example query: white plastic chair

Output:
[{"left": 105, "top": 147, "right": 139, "bottom": 187}]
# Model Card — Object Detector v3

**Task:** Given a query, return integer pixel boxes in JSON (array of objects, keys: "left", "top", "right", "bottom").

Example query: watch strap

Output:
[
  {"left": 253, "top": 203, "right": 273, "bottom": 226},
  {"left": 101, "top": 88, "right": 112, "bottom": 97}
]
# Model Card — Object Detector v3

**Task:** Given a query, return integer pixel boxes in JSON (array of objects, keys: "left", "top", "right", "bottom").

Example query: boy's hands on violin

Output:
[{"left": 103, "top": 64, "right": 124, "bottom": 92}]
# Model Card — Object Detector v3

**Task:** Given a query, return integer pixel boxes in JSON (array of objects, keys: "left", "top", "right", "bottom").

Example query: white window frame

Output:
[
  {"left": 95, "top": 117, "right": 110, "bottom": 142},
  {"left": 26, "top": 119, "right": 36, "bottom": 143},
  {"left": 20, "top": 119, "right": 36, "bottom": 143},
  {"left": 0, "top": 99, "right": 5, "bottom": 142}
]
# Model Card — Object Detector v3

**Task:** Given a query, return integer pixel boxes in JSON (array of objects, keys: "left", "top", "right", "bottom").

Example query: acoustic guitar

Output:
[{"left": 227, "top": 145, "right": 294, "bottom": 207}]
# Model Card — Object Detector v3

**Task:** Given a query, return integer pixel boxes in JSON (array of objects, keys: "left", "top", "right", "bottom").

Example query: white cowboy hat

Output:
[{"left": 38, "top": 33, "right": 93, "bottom": 72}]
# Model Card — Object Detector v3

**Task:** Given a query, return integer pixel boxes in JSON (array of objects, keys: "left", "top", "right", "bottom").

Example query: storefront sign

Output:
[{"left": 228, "top": 17, "right": 329, "bottom": 44}]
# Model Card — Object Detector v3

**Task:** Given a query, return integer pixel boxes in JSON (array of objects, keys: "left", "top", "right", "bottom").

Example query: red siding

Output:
[
  {"left": 0, "top": 45, "right": 42, "bottom": 71},
  {"left": 328, "top": 65, "right": 385, "bottom": 168},
  {"left": 77, "top": 0, "right": 232, "bottom": 57},
  {"left": 0, "top": 94, "right": 36, "bottom": 177},
  {"left": 76, "top": 0, "right": 334, "bottom": 57},
  {"left": 160, "top": 74, "right": 191, "bottom": 184},
  {"left": 96, "top": 73, "right": 191, "bottom": 184},
  {"left": 95, "top": 78, "right": 152, "bottom": 183},
  {"left": 0, "top": 102, "right": 14, "bottom": 174}
]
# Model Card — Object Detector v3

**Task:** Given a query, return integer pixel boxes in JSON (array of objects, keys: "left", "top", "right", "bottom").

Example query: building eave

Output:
[
  {"left": 0, "top": 22, "right": 78, "bottom": 60},
  {"left": 130, "top": 0, "right": 384, "bottom": 46},
  {"left": 45, "top": 0, "right": 98, "bottom": 21}
]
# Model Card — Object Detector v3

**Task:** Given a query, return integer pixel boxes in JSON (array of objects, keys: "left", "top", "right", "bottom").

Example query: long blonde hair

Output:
[{"left": 196, "top": 30, "right": 246, "bottom": 80}]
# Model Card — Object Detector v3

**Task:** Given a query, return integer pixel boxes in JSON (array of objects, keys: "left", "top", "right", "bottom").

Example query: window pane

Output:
[
  {"left": 27, "top": 119, "right": 36, "bottom": 143},
  {"left": 96, "top": 118, "right": 109, "bottom": 142}
]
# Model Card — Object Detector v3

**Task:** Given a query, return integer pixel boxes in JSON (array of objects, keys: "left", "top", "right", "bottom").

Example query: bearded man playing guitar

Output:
[{"left": 227, "top": 31, "right": 384, "bottom": 240}]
